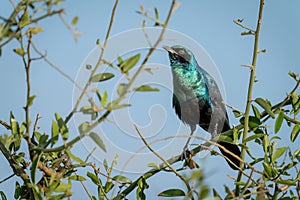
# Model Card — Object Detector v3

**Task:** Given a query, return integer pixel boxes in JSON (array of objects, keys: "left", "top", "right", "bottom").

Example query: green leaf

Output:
[
  {"left": 117, "top": 83, "right": 128, "bottom": 96},
  {"left": 55, "top": 113, "right": 69, "bottom": 141},
  {"left": 272, "top": 147, "right": 287, "bottom": 161},
  {"left": 107, "top": 103, "right": 131, "bottom": 111},
  {"left": 19, "top": 11, "right": 30, "bottom": 28},
  {"left": 26, "top": 95, "right": 36, "bottom": 107},
  {"left": 0, "top": 191, "right": 7, "bottom": 200},
  {"left": 277, "top": 179, "right": 297, "bottom": 186},
  {"left": 101, "top": 91, "right": 108, "bottom": 106},
  {"left": 31, "top": 153, "right": 42, "bottom": 183},
  {"left": 158, "top": 189, "right": 185, "bottom": 197},
  {"left": 87, "top": 172, "right": 100, "bottom": 185},
  {"left": 134, "top": 85, "right": 160, "bottom": 92},
  {"left": 14, "top": 182, "right": 20, "bottom": 199},
  {"left": 274, "top": 111, "right": 284, "bottom": 133},
  {"left": 136, "top": 177, "right": 149, "bottom": 200},
  {"left": 53, "top": 181, "right": 71, "bottom": 192},
  {"left": 233, "top": 110, "right": 242, "bottom": 118},
  {"left": 89, "top": 132, "right": 106, "bottom": 152},
  {"left": 240, "top": 116, "right": 261, "bottom": 129},
  {"left": 263, "top": 135, "right": 269, "bottom": 153},
  {"left": 86, "top": 64, "right": 92, "bottom": 70},
  {"left": 80, "top": 105, "right": 93, "bottom": 114},
  {"left": 10, "top": 112, "right": 20, "bottom": 151},
  {"left": 288, "top": 71, "right": 298, "bottom": 81},
  {"left": 147, "top": 162, "right": 160, "bottom": 170},
  {"left": 154, "top": 8, "right": 159, "bottom": 20},
  {"left": 255, "top": 98, "right": 275, "bottom": 118},
  {"left": 213, "top": 189, "right": 222, "bottom": 200},
  {"left": 90, "top": 73, "right": 115, "bottom": 82},
  {"left": 66, "top": 150, "right": 84, "bottom": 163},
  {"left": 263, "top": 162, "right": 274, "bottom": 178},
  {"left": 243, "top": 134, "right": 264, "bottom": 143},
  {"left": 112, "top": 175, "right": 132, "bottom": 184},
  {"left": 120, "top": 54, "right": 140, "bottom": 73},
  {"left": 251, "top": 105, "right": 261, "bottom": 119},
  {"left": 69, "top": 175, "right": 86, "bottom": 181},
  {"left": 51, "top": 120, "right": 59, "bottom": 145},
  {"left": 105, "top": 181, "right": 114, "bottom": 193},
  {"left": 291, "top": 123, "right": 300, "bottom": 142},
  {"left": 78, "top": 122, "right": 90, "bottom": 135},
  {"left": 71, "top": 16, "right": 79, "bottom": 26}
]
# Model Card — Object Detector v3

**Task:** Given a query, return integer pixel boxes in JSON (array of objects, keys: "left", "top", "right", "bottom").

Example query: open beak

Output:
[{"left": 162, "top": 46, "right": 178, "bottom": 55}]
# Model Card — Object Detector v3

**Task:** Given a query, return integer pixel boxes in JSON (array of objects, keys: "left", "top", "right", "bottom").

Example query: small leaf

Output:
[
  {"left": 71, "top": 16, "right": 79, "bottom": 26},
  {"left": 244, "top": 134, "right": 264, "bottom": 143},
  {"left": 51, "top": 120, "right": 59, "bottom": 145},
  {"left": 158, "top": 189, "right": 185, "bottom": 197},
  {"left": 78, "top": 122, "right": 90, "bottom": 135},
  {"left": 120, "top": 54, "right": 140, "bottom": 73},
  {"left": 101, "top": 91, "right": 108, "bottom": 106},
  {"left": 240, "top": 116, "right": 261, "bottom": 129},
  {"left": 233, "top": 110, "right": 242, "bottom": 118},
  {"left": 154, "top": 8, "right": 159, "bottom": 19},
  {"left": 0, "top": 191, "right": 7, "bottom": 200},
  {"left": 90, "top": 73, "right": 114, "bottom": 82},
  {"left": 147, "top": 162, "right": 159, "bottom": 170},
  {"left": 112, "top": 175, "right": 132, "bottom": 184},
  {"left": 53, "top": 181, "right": 71, "bottom": 192},
  {"left": 89, "top": 132, "right": 106, "bottom": 152},
  {"left": 117, "top": 83, "right": 128, "bottom": 96},
  {"left": 274, "top": 111, "right": 284, "bottom": 133},
  {"left": 31, "top": 153, "right": 42, "bottom": 183},
  {"left": 19, "top": 11, "right": 30, "bottom": 28},
  {"left": 272, "top": 147, "right": 287, "bottom": 161},
  {"left": 134, "top": 85, "right": 160, "bottom": 92},
  {"left": 104, "top": 181, "right": 114, "bottom": 193},
  {"left": 277, "top": 179, "right": 297, "bottom": 186},
  {"left": 80, "top": 106, "right": 93, "bottom": 114},
  {"left": 288, "top": 71, "right": 298, "bottom": 81},
  {"left": 26, "top": 95, "right": 36, "bottom": 107},
  {"left": 66, "top": 150, "right": 84, "bottom": 163},
  {"left": 255, "top": 98, "right": 275, "bottom": 118},
  {"left": 251, "top": 105, "right": 261, "bottom": 119},
  {"left": 291, "top": 123, "right": 300, "bottom": 142},
  {"left": 263, "top": 162, "right": 274, "bottom": 178},
  {"left": 55, "top": 113, "right": 69, "bottom": 141},
  {"left": 107, "top": 103, "right": 131, "bottom": 111},
  {"left": 213, "top": 189, "right": 222, "bottom": 200},
  {"left": 87, "top": 172, "right": 100, "bottom": 185},
  {"left": 69, "top": 175, "right": 86, "bottom": 181},
  {"left": 13, "top": 48, "right": 25, "bottom": 56},
  {"left": 86, "top": 64, "right": 92, "bottom": 70}
]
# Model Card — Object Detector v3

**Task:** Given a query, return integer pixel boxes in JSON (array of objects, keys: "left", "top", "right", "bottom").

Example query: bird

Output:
[{"left": 163, "top": 45, "right": 241, "bottom": 170}]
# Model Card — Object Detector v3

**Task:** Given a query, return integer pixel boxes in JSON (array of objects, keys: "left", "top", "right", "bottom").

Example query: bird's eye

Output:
[{"left": 178, "top": 50, "right": 185, "bottom": 55}]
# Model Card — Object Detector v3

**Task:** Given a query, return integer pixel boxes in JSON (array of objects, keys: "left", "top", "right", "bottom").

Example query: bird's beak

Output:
[{"left": 162, "top": 46, "right": 178, "bottom": 55}]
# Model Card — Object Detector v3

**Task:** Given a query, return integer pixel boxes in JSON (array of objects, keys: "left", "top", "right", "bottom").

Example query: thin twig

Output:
[
  {"left": 134, "top": 125, "right": 193, "bottom": 198},
  {"left": 64, "top": 0, "right": 119, "bottom": 124}
]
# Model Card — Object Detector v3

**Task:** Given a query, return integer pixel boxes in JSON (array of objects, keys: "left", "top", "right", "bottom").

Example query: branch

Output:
[
  {"left": 236, "top": 0, "right": 265, "bottom": 195},
  {"left": 134, "top": 125, "right": 193, "bottom": 199}
]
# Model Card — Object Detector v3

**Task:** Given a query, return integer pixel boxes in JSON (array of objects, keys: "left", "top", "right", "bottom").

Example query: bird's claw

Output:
[{"left": 180, "top": 147, "right": 191, "bottom": 161}]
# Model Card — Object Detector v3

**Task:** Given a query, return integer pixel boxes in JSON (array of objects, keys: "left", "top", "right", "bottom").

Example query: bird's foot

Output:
[{"left": 180, "top": 147, "right": 191, "bottom": 161}]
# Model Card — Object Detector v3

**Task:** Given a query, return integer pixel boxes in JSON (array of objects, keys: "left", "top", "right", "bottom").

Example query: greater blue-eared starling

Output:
[{"left": 163, "top": 45, "right": 241, "bottom": 170}]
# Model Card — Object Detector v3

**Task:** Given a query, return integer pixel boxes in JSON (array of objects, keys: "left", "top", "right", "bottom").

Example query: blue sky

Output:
[{"left": 0, "top": 0, "right": 299, "bottom": 199}]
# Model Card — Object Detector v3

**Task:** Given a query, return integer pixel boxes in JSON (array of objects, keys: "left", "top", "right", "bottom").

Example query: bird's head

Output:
[{"left": 163, "top": 45, "right": 196, "bottom": 68}]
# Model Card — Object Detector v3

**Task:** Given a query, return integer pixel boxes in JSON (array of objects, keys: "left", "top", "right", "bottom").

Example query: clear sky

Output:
[{"left": 0, "top": 0, "right": 299, "bottom": 199}]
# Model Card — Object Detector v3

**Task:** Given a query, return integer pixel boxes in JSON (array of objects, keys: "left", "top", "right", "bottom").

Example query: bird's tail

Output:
[{"left": 218, "top": 123, "right": 241, "bottom": 170}]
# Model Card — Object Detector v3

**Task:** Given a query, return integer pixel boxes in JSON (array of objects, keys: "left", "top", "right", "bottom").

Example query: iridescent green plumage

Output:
[{"left": 164, "top": 45, "right": 241, "bottom": 170}]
